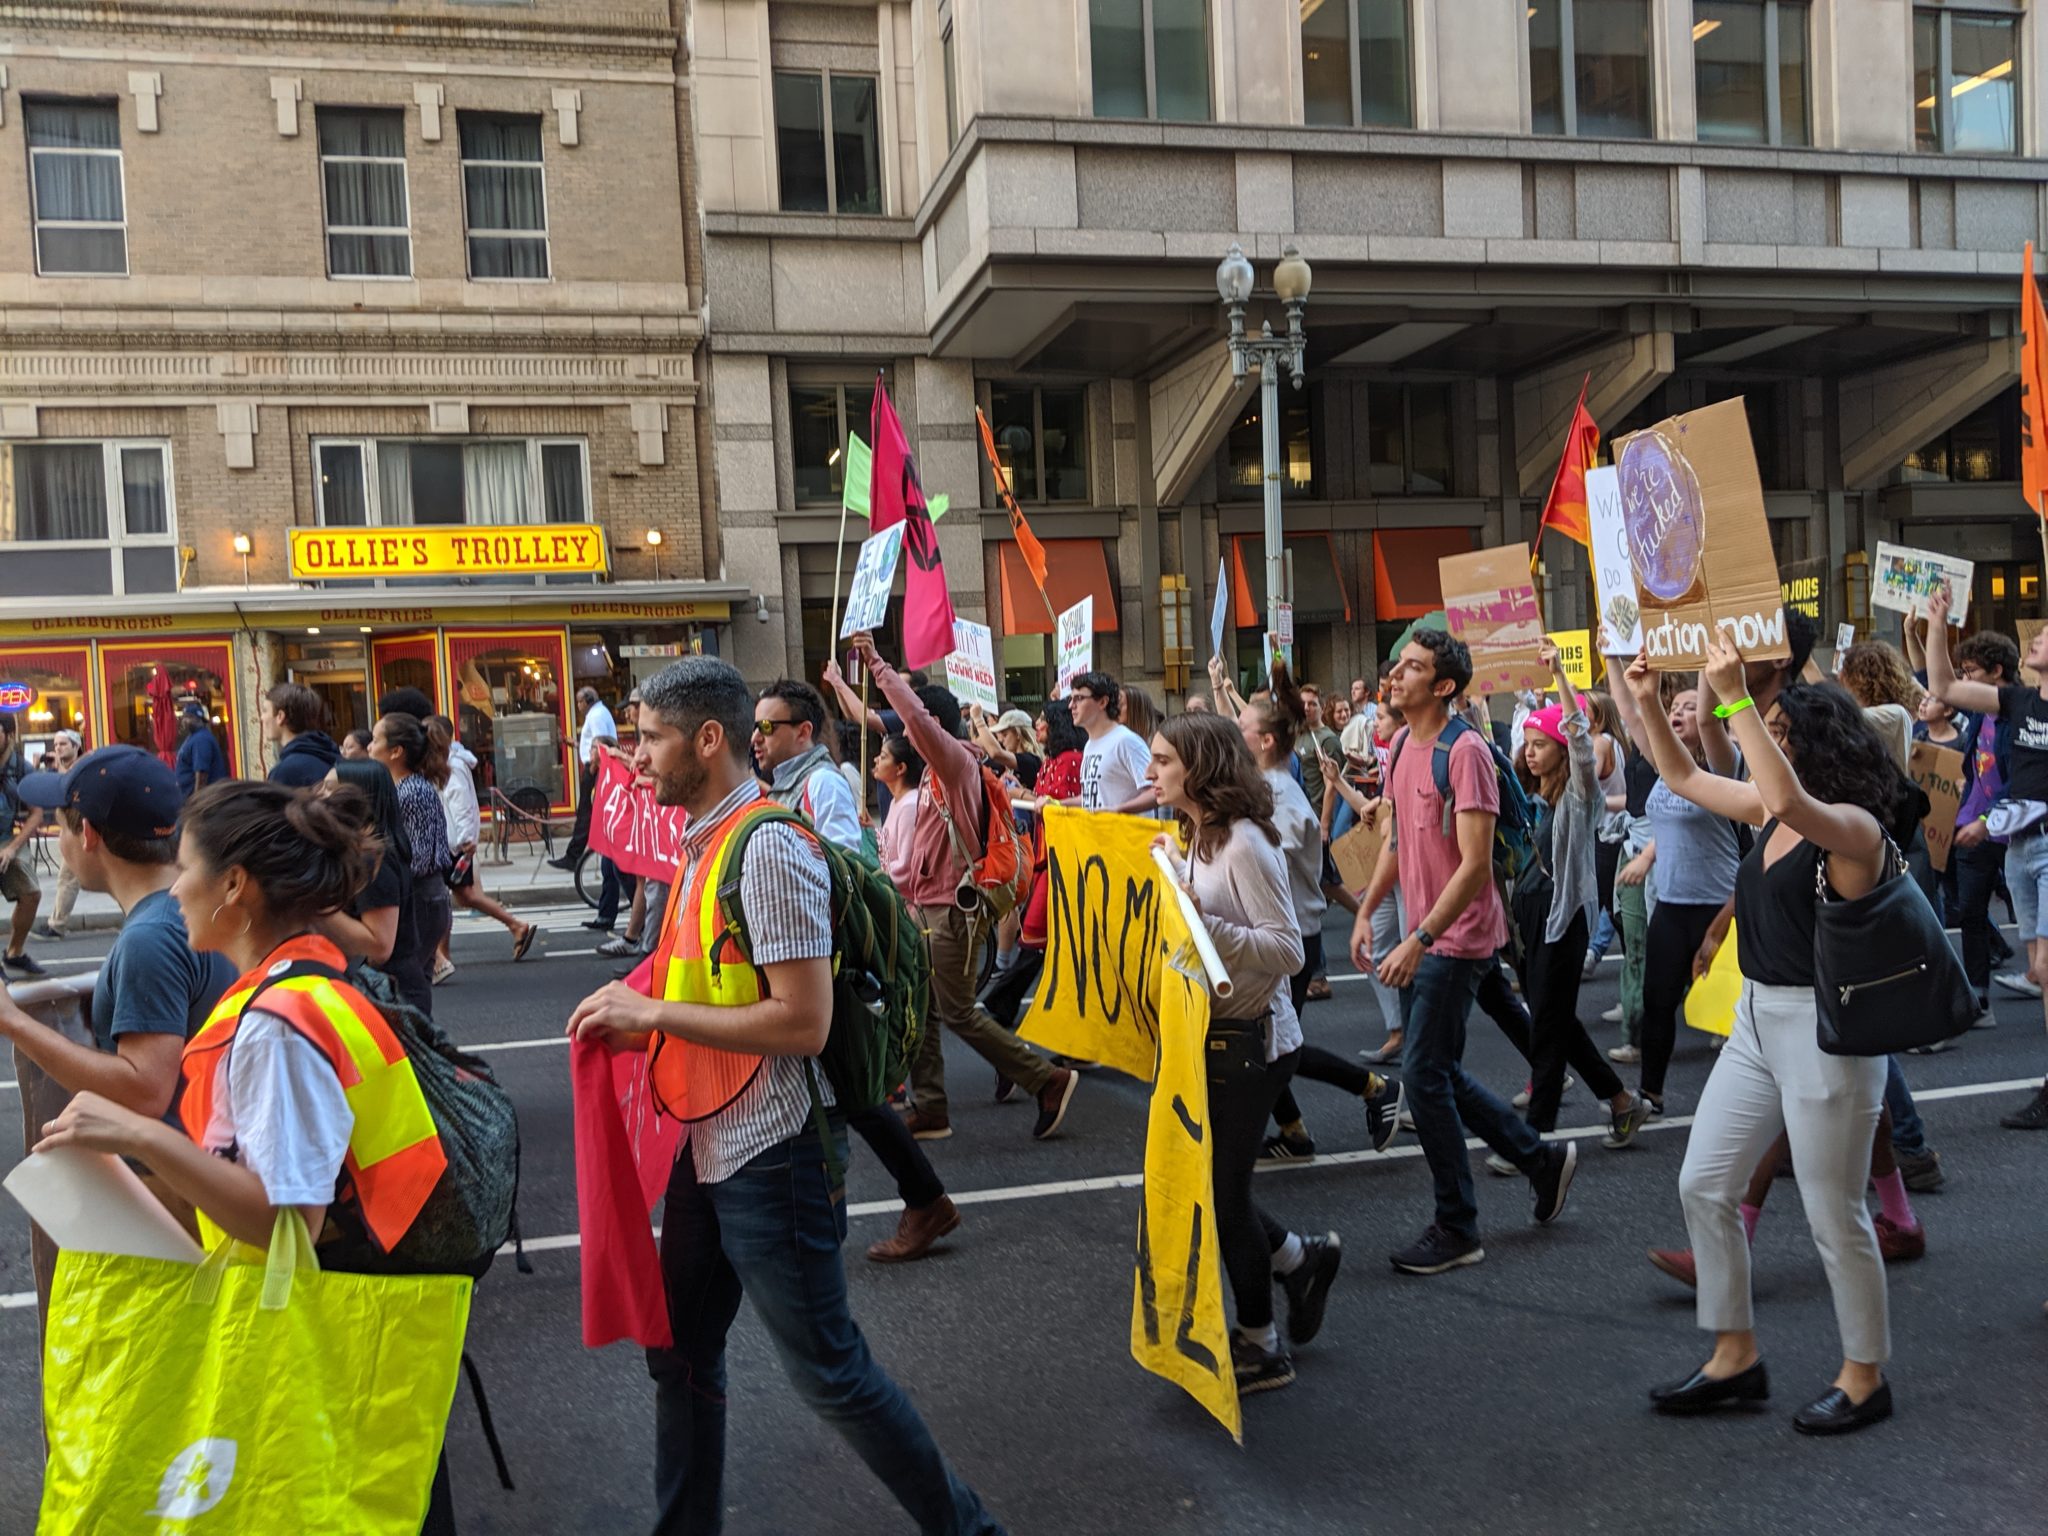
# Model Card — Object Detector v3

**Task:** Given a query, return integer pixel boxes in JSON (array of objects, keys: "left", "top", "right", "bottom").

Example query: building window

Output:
[
  {"left": 790, "top": 375, "right": 881, "bottom": 505},
  {"left": 1302, "top": 0, "right": 1414, "bottom": 128},
  {"left": 25, "top": 99, "right": 127, "bottom": 277},
  {"left": 773, "top": 71, "right": 883, "bottom": 215},
  {"left": 1914, "top": 7, "right": 2019, "bottom": 154},
  {"left": 1224, "top": 390, "right": 1317, "bottom": 500},
  {"left": 988, "top": 386, "right": 1090, "bottom": 503},
  {"left": 940, "top": 1, "right": 961, "bottom": 149},
  {"left": 1367, "top": 384, "right": 1452, "bottom": 495},
  {"left": 318, "top": 107, "right": 412, "bottom": 278},
  {"left": 1897, "top": 389, "right": 2018, "bottom": 482},
  {"left": 1693, "top": 1, "right": 1809, "bottom": 145},
  {"left": 0, "top": 441, "right": 175, "bottom": 595},
  {"left": 459, "top": 111, "right": 550, "bottom": 280},
  {"left": 312, "top": 439, "right": 589, "bottom": 526},
  {"left": 1529, "top": 0, "right": 1653, "bottom": 139},
  {"left": 1090, "top": 0, "right": 1212, "bottom": 122}
]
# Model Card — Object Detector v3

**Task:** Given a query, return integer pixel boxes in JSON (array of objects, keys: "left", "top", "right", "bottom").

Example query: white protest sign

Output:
[
  {"left": 1055, "top": 596, "right": 1094, "bottom": 696},
  {"left": 840, "top": 522, "right": 905, "bottom": 638},
  {"left": 944, "top": 618, "right": 1000, "bottom": 714},
  {"left": 1262, "top": 632, "right": 1295, "bottom": 678},
  {"left": 1872, "top": 542, "right": 1971, "bottom": 626},
  {"left": 1209, "top": 558, "right": 1228, "bottom": 659},
  {"left": 1833, "top": 622, "right": 1855, "bottom": 674},
  {"left": 1274, "top": 601, "right": 1294, "bottom": 646},
  {"left": 1587, "top": 465, "right": 1642, "bottom": 655}
]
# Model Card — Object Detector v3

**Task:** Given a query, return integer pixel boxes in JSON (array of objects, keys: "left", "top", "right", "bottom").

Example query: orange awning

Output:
[
  {"left": 1373, "top": 528, "right": 1474, "bottom": 621},
  {"left": 1000, "top": 538, "right": 1118, "bottom": 635},
  {"left": 1229, "top": 533, "right": 1351, "bottom": 628}
]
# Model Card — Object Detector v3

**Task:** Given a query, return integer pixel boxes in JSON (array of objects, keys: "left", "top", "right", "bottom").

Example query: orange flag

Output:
[
  {"left": 976, "top": 407, "right": 1051, "bottom": 596},
  {"left": 2022, "top": 241, "right": 2048, "bottom": 520},
  {"left": 1532, "top": 377, "right": 1600, "bottom": 567}
]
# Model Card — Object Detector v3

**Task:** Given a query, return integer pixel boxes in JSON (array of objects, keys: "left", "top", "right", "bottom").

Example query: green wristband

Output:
[{"left": 1712, "top": 696, "right": 1755, "bottom": 721}]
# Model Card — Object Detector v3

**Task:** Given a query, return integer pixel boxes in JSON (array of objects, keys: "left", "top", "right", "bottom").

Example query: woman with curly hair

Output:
[
  {"left": 1838, "top": 641, "right": 1921, "bottom": 770},
  {"left": 1628, "top": 639, "right": 1922, "bottom": 1436}
]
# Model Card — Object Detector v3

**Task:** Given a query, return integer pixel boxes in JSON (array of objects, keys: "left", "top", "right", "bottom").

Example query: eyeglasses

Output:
[{"left": 753, "top": 719, "right": 797, "bottom": 738}]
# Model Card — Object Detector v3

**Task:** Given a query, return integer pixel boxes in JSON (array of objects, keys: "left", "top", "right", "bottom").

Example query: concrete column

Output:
[
  {"left": 1149, "top": 341, "right": 1255, "bottom": 509},
  {"left": 1429, "top": 0, "right": 1526, "bottom": 133}
]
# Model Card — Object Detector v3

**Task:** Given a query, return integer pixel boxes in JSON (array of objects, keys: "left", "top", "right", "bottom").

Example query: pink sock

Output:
[
  {"left": 1873, "top": 1171, "right": 1917, "bottom": 1230},
  {"left": 1739, "top": 1203, "right": 1762, "bottom": 1243}
]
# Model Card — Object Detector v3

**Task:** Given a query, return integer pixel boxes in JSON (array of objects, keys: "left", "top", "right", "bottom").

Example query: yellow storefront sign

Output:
[
  {"left": 287, "top": 524, "right": 609, "bottom": 580},
  {"left": 0, "top": 598, "right": 731, "bottom": 641}
]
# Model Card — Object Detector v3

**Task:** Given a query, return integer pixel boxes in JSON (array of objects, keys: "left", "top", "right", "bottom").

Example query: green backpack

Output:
[{"left": 713, "top": 807, "right": 930, "bottom": 1165}]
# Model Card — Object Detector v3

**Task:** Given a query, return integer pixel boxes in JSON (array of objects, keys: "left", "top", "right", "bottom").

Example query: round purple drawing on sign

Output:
[{"left": 1618, "top": 429, "right": 1704, "bottom": 603}]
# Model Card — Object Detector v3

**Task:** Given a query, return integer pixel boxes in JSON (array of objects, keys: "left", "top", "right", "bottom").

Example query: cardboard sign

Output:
[
  {"left": 1328, "top": 803, "right": 1386, "bottom": 894},
  {"left": 1549, "top": 630, "right": 1594, "bottom": 689},
  {"left": 1208, "top": 558, "right": 1228, "bottom": 659},
  {"left": 1586, "top": 465, "right": 1642, "bottom": 655},
  {"left": 1440, "top": 542, "right": 1548, "bottom": 694},
  {"left": 840, "top": 522, "right": 904, "bottom": 638},
  {"left": 1873, "top": 542, "right": 1971, "bottom": 625},
  {"left": 1909, "top": 741, "right": 1965, "bottom": 874},
  {"left": 2021, "top": 618, "right": 2047, "bottom": 687},
  {"left": 944, "top": 618, "right": 1000, "bottom": 714},
  {"left": 1054, "top": 596, "right": 1094, "bottom": 696},
  {"left": 1615, "top": 398, "right": 1789, "bottom": 671}
]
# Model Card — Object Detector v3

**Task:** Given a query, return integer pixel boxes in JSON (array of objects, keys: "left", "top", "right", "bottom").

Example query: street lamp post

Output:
[{"left": 1216, "top": 241, "right": 1312, "bottom": 656}]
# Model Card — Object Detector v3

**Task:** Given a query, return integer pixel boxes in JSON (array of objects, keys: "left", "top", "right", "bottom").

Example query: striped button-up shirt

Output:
[{"left": 677, "top": 778, "right": 836, "bottom": 1184}]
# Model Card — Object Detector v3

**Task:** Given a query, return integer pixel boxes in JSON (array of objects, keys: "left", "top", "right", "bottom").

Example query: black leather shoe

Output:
[
  {"left": 1649, "top": 1359, "right": 1770, "bottom": 1415},
  {"left": 1792, "top": 1380, "right": 1892, "bottom": 1436}
]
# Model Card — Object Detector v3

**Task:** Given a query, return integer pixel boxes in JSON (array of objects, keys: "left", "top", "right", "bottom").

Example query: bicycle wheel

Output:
[{"left": 573, "top": 849, "right": 600, "bottom": 910}]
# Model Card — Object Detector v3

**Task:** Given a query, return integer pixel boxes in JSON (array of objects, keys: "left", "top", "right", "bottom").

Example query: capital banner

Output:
[{"left": 587, "top": 752, "right": 687, "bottom": 882}]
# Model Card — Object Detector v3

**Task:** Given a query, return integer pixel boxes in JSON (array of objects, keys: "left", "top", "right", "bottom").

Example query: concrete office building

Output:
[
  {"left": 702, "top": 0, "right": 2047, "bottom": 700},
  {"left": 0, "top": 1, "right": 724, "bottom": 811}
]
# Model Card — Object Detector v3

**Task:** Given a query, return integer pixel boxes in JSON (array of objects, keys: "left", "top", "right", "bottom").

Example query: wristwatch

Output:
[{"left": 1414, "top": 927, "right": 1436, "bottom": 950}]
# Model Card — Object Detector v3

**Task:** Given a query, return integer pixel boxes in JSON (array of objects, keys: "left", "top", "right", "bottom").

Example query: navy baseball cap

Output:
[{"left": 18, "top": 745, "right": 182, "bottom": 841}]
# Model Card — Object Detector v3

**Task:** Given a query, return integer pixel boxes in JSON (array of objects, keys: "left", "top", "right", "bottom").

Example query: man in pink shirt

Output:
[
  {"left": 1351, "top": 628, "right": 1579, "bottom": 1276},
  {"left": 849, "top": 633, "right": 1078, "bottom": 1143}
]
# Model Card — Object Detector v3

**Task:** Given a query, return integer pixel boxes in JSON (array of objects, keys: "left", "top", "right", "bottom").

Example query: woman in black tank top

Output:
[{"left": 1624, "top": 638, "right": 1914, "bottom": 1438}]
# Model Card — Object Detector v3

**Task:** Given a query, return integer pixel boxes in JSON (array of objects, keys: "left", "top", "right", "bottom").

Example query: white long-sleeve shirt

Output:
[{"left": 441, "top": 742, "right": 482, "bottom": 850}]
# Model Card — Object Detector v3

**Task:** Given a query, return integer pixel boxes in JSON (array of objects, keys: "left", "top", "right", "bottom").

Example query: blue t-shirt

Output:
[
  {"left": 1646, "top": 777, "right": 1743, "bottom": 906},
  {"left": 92, "top": 889, "right": 236, "bottom": 1119},
  {"left": 175, "top": 728, "right": 229, "bottom": 794}
]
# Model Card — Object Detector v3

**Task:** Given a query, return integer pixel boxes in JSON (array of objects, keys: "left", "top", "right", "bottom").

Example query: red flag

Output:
[
  {"left": 1533, "top": 377, "right": 1600, "bottom": 563},
  {"left": 2022, "top": 241, "right": 2048, "bottom": 520},
  {"left": 976, "top": 407, "right": 1051, "bottom": 597},
  {"left": 572, "top": 1036, "right": 681, "bottom": 1349},
  {"left": 869, "top": 382, "right": 958, "bottom": 670}
]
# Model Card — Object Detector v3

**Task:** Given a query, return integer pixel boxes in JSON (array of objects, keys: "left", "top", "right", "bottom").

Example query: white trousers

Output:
[{"left": 1678, "top": 979, "right": 1890, "bottom": 1364}]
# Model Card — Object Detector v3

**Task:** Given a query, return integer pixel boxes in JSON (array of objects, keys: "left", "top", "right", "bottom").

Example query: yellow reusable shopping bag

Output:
[
  {"left": 1683, "top": 920, "right": 1742, "bottom": 1038},
  {"left": 39, "top": 1210, "right": 471, "bottom": 1535}
]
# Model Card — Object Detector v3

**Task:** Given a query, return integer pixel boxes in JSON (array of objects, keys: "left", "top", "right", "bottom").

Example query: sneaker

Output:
[
  {"left": 1390, "top": 1223, "right": 1485, "bottom": 1275},
  {"left": 1278, "top": 1232, "right": 1342, "bottom": 1345},
  {"left": 580, "top": 919, "right": 614, "bottom": 933},
  {"left": 1259, "top": 1130, "right": 1316, "bottom": 1163},
  {"left": 1397, "top": 1107, "right": 1417, "bottom": 1133},
  {"left": 900, "top": 1108, "right": 953, "bottom": 1141},
  {"left": 1999, "top": 1081, "right": 2048, "bottom": 1130},
  {"left": 31, "top": 921, "right": 64, "bottom": 941},
  {"left": 1641, "top": 1092, "right": 1665, "bottom": 1118},
  {"left": 865, "top": 1196, "right": 963, "bottom": 1264},
  {"left": 1032, "top": 1067, "right": 1078, "bottom": 1140},
  {"left": 1607, "top": 1042, "right": 1641, "bottom": 1064},
  {"left": 993, "top": 1074, "right": 1022, "bottom": 1106},
  {"left": 1994, "top": 971, "right": 2043, "bottom": 998},
  {"left": 1512, "top": 1074, "right": 1572, "bottom": 1109},
  {"left": 1970, "top": 1000, "right": 1996, "bottom": 1028},
  {"left": 1484, "top": 1151, "right": 1519, "bottom": 1177},
  {"left": 1530, "top": 1140, "right": 1579, "bottom": 1225},
  {"left": 1601, "top": 1004, "right": 1625, "bottom": 1025},
  {"left": 431, "top": 956, "right": 457, "bottom": 986},
  {"left": 1906, "top": 1036, "right": 1958, "bottom": 1055},
  {"left": 1305, "top": 976, "right": 1333, "bottom": 1002},
  {"left": 1875, "top": 1213, "right": 1926, "bottom": 1262},
  {"left": 1581, "top": 949, "right": 1605, "bottom": 979},
  {"left": 3, "top": 950, "right": 46, "bottom": 977},
  {"left": 1895, "top": 1146, "right": 1945, "bottom": 1193},
  {"left": 1647, "top": 1247, "right": 1698, "bottom": 1288},
  {"left": 1364, "top": 1076, "right": 1403, "bottom": 1154},
  {"left": 1230, "top": 1333, "right": 1296, "bottom": 1394},
  {"left": 1604, "top": 1094, "right": 1653, "bottom": 1150},
  {"left": 596, "top": 935, "right": 636, "bottom": 958},
  {"left": 1050, "top": 1054, "right": 1100, "bottom": 1072}
]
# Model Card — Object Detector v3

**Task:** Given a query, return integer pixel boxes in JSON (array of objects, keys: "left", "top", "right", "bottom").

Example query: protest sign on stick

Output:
[
  {"left": 1055, "top": 596, "right": 1095, "bottom": 696},
  {"left": 1909, "top": 742, "right": 1965, "bottom": 874},
  {"left": 1872, "top": 542, "right": 1972, "bottom": 626},
  {"left": 840, "top": 522, "right": 904, "bottom": 638},
  {"left": 943, "top": 618, "right": 1000, "bottom": 714},
  {"left": 1587, "top": 465, "right": 1643, "bottom": 655}
]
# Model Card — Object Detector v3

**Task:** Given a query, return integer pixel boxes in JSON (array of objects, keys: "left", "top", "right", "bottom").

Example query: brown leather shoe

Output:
[
  {"left": 865, "top": 1197, "right": 962, "bottom": 1263},
  {"left": 900, "top": 1108, "right": 953, "bottom": 1141},
  {"left": 1647, "top": 1247, "right": 1698, "bottom": 1289},
  {"left": 1875, "top": 1213, "right": 1926, "bottom": 1262}
]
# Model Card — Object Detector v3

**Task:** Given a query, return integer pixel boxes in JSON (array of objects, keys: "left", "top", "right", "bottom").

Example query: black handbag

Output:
[{"left": 1812, "top": 834, "right": 1976, "bottom": 1057}]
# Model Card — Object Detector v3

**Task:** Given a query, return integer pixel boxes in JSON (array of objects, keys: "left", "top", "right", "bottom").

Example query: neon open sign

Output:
[{"left": 0, "top": 683, "right": 36, "bottom": 711}]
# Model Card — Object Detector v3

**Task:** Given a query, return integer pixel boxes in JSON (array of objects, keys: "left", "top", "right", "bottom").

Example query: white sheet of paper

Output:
[
  {"left": 1055, "top": 596, "right": 1094, "bottom": 696},
  {"left": 1587, "top": 466, "right": 1643, "bottom": 655},
  {"left": 4, "top": 1147, "right": 206, "bottom": 1264},
  {"left": 1871, "top": 542, "right": 1971, "bottom": 625},
  {"left": 1208, "top": 558, "right": 1228, "bottom": 660}
]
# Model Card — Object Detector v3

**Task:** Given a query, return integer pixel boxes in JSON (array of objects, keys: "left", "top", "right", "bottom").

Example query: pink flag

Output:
[
  {"left": 587, "top": 752, "right": 686, "bottom": 882},
  {"left": 869, "top": 382, "right": 958, "bottom": 670},
  {"left": 572, "top": 1036, "right": 682, "bottom": 1349}
]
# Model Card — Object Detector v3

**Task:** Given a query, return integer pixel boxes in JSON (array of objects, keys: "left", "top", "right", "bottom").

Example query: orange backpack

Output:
[{"left": 925, "top": 761, "right": 1032, "bottom": 922}]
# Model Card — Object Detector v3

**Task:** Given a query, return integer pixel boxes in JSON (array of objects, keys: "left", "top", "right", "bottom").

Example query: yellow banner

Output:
[
  {"left": 287, "top": 524, "right": 610, "bottom": 580},
  {"left": 1130, "top": 889, "right": 1239, "bottom": 1440},
  {"left": 1683, "top": 921, "right": 1740, "bottom": 1038},
  {"left": 1548, "top": 629, "right": 1594, "bottom": 689},
  {"left": 1018, "top": 807, "right": 1170, "bottom": 1082}
]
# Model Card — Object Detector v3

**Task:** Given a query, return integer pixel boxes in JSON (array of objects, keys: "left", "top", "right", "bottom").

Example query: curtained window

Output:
[
  {"left": 319, "top": 107, "right": 412, "bottom": 278},
  {"left": 0, "top": 440, "right": 176, "bottom": 596},
  {"left": 316, "top": 438, "right": 588, "bottom": 527},
  {"left": 25, "top": 99, "right": 126, "bottom": 276},
  {"left": 459, "top": 112, "right": 550, "bottom": 279}
]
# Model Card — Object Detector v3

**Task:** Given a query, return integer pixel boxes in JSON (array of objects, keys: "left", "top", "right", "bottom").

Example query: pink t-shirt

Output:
[{"left": 1387, "top": 725, "right": 1508, "bottom": 960}]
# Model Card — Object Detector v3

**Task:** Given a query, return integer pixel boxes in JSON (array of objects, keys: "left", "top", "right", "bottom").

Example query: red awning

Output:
[
  {"left": 1228, "top": 533, "right": 1351, "bottom": 627},
  {"left": 1373, "top": 528, "right": 1475, "bottom": 620},
  {"left": 1000, "top": 538, "right": 1118, "bottom": 635}
]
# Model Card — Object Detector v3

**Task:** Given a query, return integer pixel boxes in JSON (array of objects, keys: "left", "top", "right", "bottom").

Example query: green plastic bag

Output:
[{"left": 39, "top": 1212, "right": 471, "bottom": 1534}]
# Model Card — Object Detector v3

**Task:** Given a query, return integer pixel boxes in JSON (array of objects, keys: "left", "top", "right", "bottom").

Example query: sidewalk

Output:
[{"left": 14, "top": 837, "right": 583, "bottom": 936}]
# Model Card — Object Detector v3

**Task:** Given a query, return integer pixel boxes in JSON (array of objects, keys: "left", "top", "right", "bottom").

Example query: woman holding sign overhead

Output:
[{"left": 1147, "top": 710, "right": 1340, "bottom": 1396}]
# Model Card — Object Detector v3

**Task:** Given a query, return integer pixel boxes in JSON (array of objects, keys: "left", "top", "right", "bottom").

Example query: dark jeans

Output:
[
  {"left": 647, "top": 1132, "right": 1003, "bottom": 1536},
  {"left": 1639, "top": 899, "right": 1723, "bottom": 1099},
  {"left": 1884, "top": 1055, "right": 1929, "bottom": 1159},
  {"left": 1944, "top": 838, "right": 2007, "bottom": 1002},
  {"left": 978, "top": 947, "right": 1043, "bottom": 1031},
  {"left": 597, "top": 857, "right": 637, "bottom": 930},
  {"left": 562, "top": 761, "right": 597, "bottom": 863},
  {"left": 1510, "top": 900, "right": 1623, "bottom": 1132},
  {"left": 1274, "top": 936, "right": 1365, "bottom": 1127},
  {"left": 1475, "top": 959, "right": 1535, "bottom": 1063},
  {"left": 850, "top": 1104, "right": 946, "bottom": 1210},
  {"left": 1399, "top": 954, "right": 1546, "bottom": 1239},
  {"left": 1208, "top": 1044, "right": 1299, "bottom": 1331}
]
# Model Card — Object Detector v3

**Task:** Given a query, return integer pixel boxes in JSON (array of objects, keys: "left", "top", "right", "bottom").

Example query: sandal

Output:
[{"left": 512, "top": 923, "right": 539, "bottom": 961}]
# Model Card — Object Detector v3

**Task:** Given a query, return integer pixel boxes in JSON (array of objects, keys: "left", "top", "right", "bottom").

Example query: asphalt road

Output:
[{"left": 3, "top": 903, "right": 2045, "bottom": 1535}]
